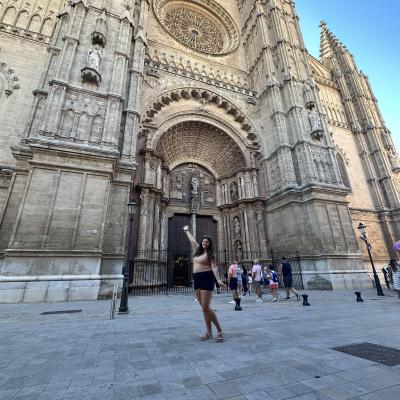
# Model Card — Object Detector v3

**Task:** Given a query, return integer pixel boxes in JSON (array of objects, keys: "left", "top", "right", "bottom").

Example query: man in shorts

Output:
[
  {"left": 281, "top": 257, "right": 300, "bottom": 300},
  {"left": 228, "top": 261, "right": 242, "bottom": 310},
  {"left": 252, "top": 259, "right": 263, "bottom": 303}
]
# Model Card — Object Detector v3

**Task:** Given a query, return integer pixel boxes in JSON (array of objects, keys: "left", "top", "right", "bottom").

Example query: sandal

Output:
[
  {"left": 215, "top": 331, "right": 224, "bottom": 342},
  {"left": 200, "top": 332, "right": 212, "bottom": 341}
]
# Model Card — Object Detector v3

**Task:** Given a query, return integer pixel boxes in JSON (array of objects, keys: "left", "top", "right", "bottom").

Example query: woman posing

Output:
[{"left": 183, "top": 226, "right": 225, "bottom": 341}]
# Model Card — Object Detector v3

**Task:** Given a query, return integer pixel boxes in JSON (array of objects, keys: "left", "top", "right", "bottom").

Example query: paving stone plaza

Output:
[{"left": 1, "top": 289, "right": 400, "bottom": 400}]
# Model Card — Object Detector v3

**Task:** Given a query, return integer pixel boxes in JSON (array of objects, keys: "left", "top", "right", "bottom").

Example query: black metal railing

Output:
[{"left": 130, "top": 249, "right": 303, "bottom": 295}]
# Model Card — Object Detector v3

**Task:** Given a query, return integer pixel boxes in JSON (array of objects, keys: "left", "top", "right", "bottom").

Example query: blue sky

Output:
[{"left": 295, "top": 0, "right": 400, "bottom": 150}]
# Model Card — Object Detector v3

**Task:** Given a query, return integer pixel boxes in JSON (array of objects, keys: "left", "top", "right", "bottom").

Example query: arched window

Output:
[
  {"left": 2, "top": 6, "right": 16, "bottom": 25},
  {"left": 15, "top": 10, "right": 29, "bottom": 28},
  {"left": 28, "top": 14, "right": 41, "bottom": 32},
  {"left": 40, "top": 18, "right": 53, "bottom": 36},
  {"left": 336, "top": 153, "right": 351, "bottom": 190}
]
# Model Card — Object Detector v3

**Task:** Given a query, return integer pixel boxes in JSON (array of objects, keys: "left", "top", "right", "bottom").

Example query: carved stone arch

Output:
[
  {"left": 149, "top": 111, "right": 253, "bottom": 168},
  {"left": 28, "top": 14, "right": 42, "bottom": 32},
  {"left": 142, "top": 87, "right": 261, "bottom": 149},
  {"left": 154, "top": 120, "right": 248, "bottom": 178},
  {"left": 40, "top": 17, "right": 54, "bottom": 36},
  {"left": 2, "top": 6, "right": 16, "bottom": 25},
  {"left": 15, "top": 9, "right": 29, "bottom": 29}
]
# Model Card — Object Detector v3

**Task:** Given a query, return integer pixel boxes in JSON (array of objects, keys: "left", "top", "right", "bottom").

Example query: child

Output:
[
  {"left": 247, "top": 272, "right": 252, "bottom": 295},
  {"left": 268, "top": 266, "right": 279, "bottom": 302}
]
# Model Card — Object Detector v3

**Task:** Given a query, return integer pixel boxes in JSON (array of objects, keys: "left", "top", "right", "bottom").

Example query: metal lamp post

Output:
[
  {"left": 119, "top": 201, "right": 138, "bottom": 313},
  {"left": 357, "top": 222, "right": 384, "bottom": 296}
]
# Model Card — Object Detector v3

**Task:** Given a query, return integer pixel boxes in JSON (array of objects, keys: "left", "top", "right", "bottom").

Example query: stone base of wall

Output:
[
  {"left": 0, "top": 254, "right": 103, "bottom": 303},
  {"left": 301, "top": 256, "right": 374, "bottom": 290},
  {"left": 98, "top": 257, "right": 124, "bottom": 299}
]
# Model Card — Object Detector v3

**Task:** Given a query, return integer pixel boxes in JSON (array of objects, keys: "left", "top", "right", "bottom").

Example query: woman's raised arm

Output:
[{"left": 183, "top": 226, "right": 199, "bottom": 252}]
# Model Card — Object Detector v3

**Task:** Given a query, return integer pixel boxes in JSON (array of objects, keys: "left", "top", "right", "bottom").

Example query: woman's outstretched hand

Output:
[
  {"left": 183, "top": 225, "right": 189, "bottom": 232},
  {"left": 217, "top": 280, "right": 226, "bottom": 288}
]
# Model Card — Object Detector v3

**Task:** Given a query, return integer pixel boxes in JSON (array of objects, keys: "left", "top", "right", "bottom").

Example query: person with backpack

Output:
[{"left": 268, "top": 265, "right": 279, "bottom": 302}]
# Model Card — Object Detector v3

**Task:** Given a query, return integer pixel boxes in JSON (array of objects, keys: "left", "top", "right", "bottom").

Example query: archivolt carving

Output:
[
  {"left": 142, "top": 88, "right": 260, "bottom": 149},
  {"left": 156, "top": 121, "right": 247, "bottom": 178},
  {"left": 153, "top": 0, "right": 239, "bottom": 56},
  {"left": 0, "top": 61, "right": 20, "bottom": 97}
]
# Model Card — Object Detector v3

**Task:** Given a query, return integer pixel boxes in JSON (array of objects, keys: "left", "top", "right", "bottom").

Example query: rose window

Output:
[{"left": 153, "top": 0, "right": 239, "bottom": 56}]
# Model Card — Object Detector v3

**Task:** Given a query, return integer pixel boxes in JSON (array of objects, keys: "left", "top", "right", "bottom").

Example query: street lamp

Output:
[
  {"left": 119, "top": 200, "right": 138, "bottom": 313},
  {"left": 357, "top": 222, "right": 384, "bottom": 296}
]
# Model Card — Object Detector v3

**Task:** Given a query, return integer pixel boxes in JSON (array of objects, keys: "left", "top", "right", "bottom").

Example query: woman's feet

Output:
[
  {"left": 215, "top": 331, "right": 224, "bottom": 342},
  {"left": 200, "top": 332, "right": 212, "bottom": 341}
]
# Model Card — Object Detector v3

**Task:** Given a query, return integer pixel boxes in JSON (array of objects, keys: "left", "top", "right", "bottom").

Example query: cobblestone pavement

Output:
[{"left": 1, "top": 289, "right": 400, "bottom": 400}]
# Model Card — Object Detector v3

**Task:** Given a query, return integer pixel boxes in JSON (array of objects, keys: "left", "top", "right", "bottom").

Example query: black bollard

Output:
[
  {"left": 354, "top": 291, "right": 364, "bottom": 302},
  {"left": 301, "top": 294, "right": 310, "bottom": 306},
  {"left": 235, "top": 298, "right": 242, "bottom": 311}
]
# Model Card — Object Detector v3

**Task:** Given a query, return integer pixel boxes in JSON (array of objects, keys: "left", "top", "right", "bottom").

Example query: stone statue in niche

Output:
[
  {"left": 230, "top": 181, "right": 238, "bottom": 202},
  {"left": 191, "top": 175, "right": 199, "bottom": 194},
  {"left": 87, "top": 46, "right": 102, "bottom": 71},
  {"left": 233, "top": 216, "right": 241, "bottom": 236},
  {"left": 308, "top": 109, "right": 323, "bottom": 140},
  {"left": 81, "top": 46, "right": 102, "bottom": 85},
  {"left": 203, "top": 178, "right": 215, "bottom": 203},
  {"left": 235, "top": 240, "right": 243, "bottom": 253}
]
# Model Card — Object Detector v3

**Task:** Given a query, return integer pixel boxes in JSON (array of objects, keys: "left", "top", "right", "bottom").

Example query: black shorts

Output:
[
  {"left": 193, "top": 270, "right": 215, "bottom": 291},
  {"left": 283, "top": 277, "right": 293, "bottom": 288},
  {"left": 229, "top": 277, "right": 238, "bottom": 290}
]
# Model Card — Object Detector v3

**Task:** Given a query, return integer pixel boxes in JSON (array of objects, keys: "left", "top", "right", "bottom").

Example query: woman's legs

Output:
[
  {"left": 196, "top": 289, "right": 212, "bottom": 335},
  {"left": 200, "top": 290, "right": 223, "bottom": 334}
]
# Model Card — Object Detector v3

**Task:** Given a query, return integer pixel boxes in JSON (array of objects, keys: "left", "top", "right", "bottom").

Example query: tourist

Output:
[
  {"left": 236, "top": 263, "right": 243, "bottom": 302},
  {"left": 247, "top": 272, "right": 252, "bottom": 295},
  {"left": 268, "top": 265, "right": 279, "bottom": 302},
  {"left": 228, "top": 260, "right": 242, "bottom": 310},
  {"left": 252, "top": 259, "right": 263, "bottom": 302},
  {"left": 382, "top": 264, "right": 392, "bottom": 290},
  {"left": 280, "top": 257, "right": 300, "bottom": 300},
  {"left": 242, "top": 266, "right": 249, "bottom": 295},
  {"left": 389, "top": 258, "right": 400, "bottom": 299},
  {"left": 183, "top": 226, "right": 225, "bottom": 341}
]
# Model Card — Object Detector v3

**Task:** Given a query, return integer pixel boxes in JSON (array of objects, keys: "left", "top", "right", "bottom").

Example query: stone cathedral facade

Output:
[{"left": 0, "top": 0, "right": 399, "bottom": 302}]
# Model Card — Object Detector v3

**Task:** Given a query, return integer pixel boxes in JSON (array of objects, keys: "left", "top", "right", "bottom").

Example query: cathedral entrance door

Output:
[{"left": 167, "top": 214, "right": 217, "bottom": 289}]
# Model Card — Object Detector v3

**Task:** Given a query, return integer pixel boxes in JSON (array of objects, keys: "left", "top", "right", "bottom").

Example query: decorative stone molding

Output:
[
  {"left": 0, "top": 22, "right": 51, "bottom": 43},
  {"left": 0, "top": 61, "right": 20, "bottom": 97},
  {"left": 153, "top": 0, "right": 239, "bottom": 56},
  {"left": 142, "top": 87, "right": 260, "bottom": 148},
  {"left": 144, "top": 48, "right": 256, "bottom": 97}
]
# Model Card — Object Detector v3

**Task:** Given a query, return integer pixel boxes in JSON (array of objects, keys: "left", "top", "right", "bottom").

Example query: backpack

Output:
[{"left": 271, "top": 271, "right": 278, "bottom": 283}]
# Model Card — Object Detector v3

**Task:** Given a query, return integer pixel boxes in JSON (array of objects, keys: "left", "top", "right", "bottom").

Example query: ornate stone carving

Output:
[
  {"left": 308, "top": 109, "right": 324, "bottom": 140},
  {"left": 156, "top": 121, "right": 247, "bottom": 178},
  {"left": 81, "top": 46, "right": 102, "bottom": 85},
  {"left": 388, "top": 149, "right": 400, "bottom": 172},
  {"left": 144, "top": 50, "right": 255, "bottom": 96},
  {"left": 230, "top": 181, "right": 238, "bottom": 202},
  {"left": 232, "top": 216, "right": 241, "bottom": 236},
  {"left": 92, "top": 10, "right": 107, "bottom": 47},
  {"left": 153, "top": 0, "right": 239, "bottom": 56},
  {"left": 169, "top": 164, "right": 216, "bottom": 207},
  {"left": 303, "top": 83, "right": 316, "bottom": 110},
  {"left": 0, "top": 62, "right": 20, "bottom": 97}
]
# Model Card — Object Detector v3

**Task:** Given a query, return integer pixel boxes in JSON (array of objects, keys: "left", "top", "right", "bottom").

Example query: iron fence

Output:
[{"left": 130, "top": 249, "right": 303, "bottom": 295}]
